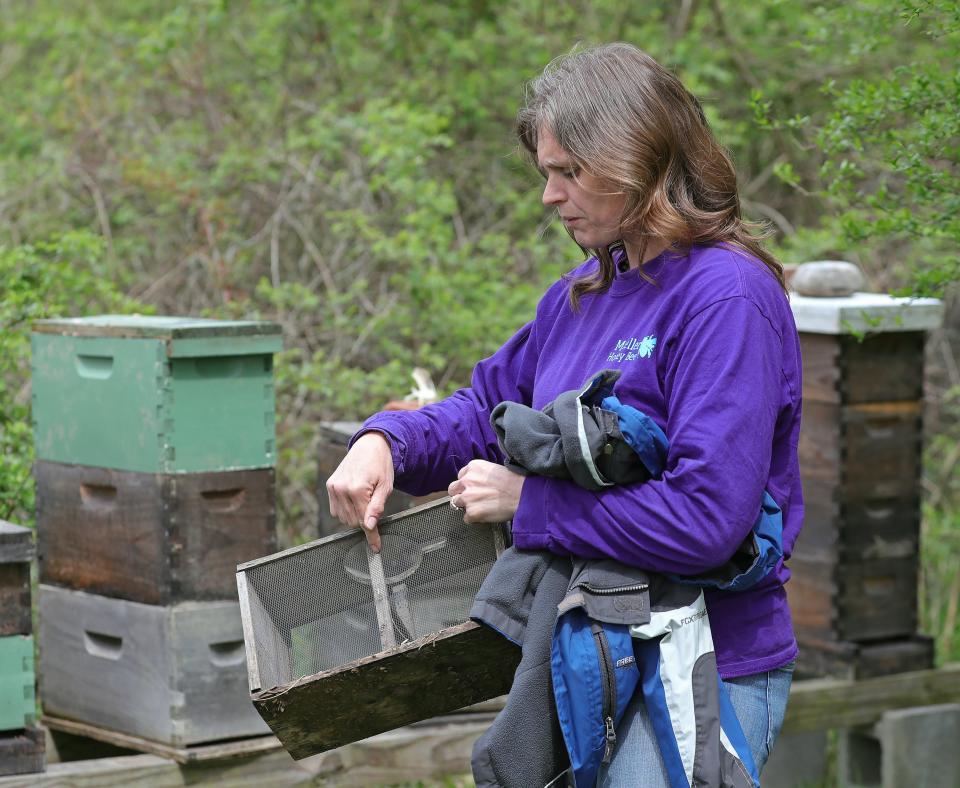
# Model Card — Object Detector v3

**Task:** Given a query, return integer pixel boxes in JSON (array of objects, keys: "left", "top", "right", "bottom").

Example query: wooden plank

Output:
[
  {"left": 0, "top": 749, "right": 321, "bottom": 787},
  {"left": 782, "top": 664, "right": 960, "bottom": 733},
  {"left": 796, "top": 635, "right": 934, "bottom": 680},
  {"left": 239, "top": 495, "right": 463, "bottom": 573},
  {"left": 41, "top": 716, "right": 280, "bottom": 765},
  {"left": 0, "top": 721, "right": 485, "bottom": 786},
  {"left": 31, "top": 316, "right": 281, "bottom": 339},
  {"left": 366, "top": 547, "right": 398, "bottom": 650},
  {"left": 36, "top": 462, "right": 276, "bottom": 604},
  {"left": 252, "top": 620, "right": 520, "bottom": 760},
  {"left": 235, "top": 572, "right": 263, "bottom": 694}
]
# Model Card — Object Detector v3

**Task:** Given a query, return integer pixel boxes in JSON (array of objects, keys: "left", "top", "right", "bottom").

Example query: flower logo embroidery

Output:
[{"left": 638, "top": 335, "right": 657, "bottom": 358}]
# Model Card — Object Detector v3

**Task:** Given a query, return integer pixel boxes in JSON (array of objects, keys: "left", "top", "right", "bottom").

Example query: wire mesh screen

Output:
[{"left": 239, "top": 498, "right": 507, "bottom": 692}]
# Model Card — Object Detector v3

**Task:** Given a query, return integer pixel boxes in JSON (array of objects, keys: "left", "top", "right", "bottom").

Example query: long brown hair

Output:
[{"left": 517, "top": 43, "right": 785, "bottom": 308}]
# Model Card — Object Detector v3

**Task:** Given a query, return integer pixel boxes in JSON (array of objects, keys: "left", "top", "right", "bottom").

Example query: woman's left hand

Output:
[{"left": 447, "top": 460, "right": 525, "bottom": 523}]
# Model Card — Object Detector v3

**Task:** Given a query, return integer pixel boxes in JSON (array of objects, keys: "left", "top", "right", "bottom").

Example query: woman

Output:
[{"left": 327, "top": 43, "right": 802, "bottom": 785}]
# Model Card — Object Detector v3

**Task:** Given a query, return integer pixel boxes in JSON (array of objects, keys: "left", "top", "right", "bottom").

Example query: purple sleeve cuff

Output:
[{"left": 349, "top": 419, "right": 407, "bottom": 474}]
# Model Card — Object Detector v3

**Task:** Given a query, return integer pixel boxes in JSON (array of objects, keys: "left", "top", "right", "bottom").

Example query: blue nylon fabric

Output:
[
  {"left": 600, "top": 394, "right": 669, "bottom": 477},
  {"left": 634, "top": 638, "right": 690, "bottom": 788},
  {"left": 717, "top": 674, "right": 760, "bottom": 786},
  {"left": 667, "top": 491, "right": 783, "bottom": 592},
  {"left": 551, "top": 609, "right": 640, "bottom": 788}
]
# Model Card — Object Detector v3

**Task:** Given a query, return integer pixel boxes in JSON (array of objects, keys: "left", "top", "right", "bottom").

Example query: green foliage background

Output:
[{"left": 1, "top": 1, "right": 957, "bottom": 659}]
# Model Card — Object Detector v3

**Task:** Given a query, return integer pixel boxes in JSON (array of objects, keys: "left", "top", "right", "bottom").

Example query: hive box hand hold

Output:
[
  {"left": 236, "top": 497, "right": 520, "bottom": 760},
  {"left": 31, "top": 316, "right": 281, "bottom": 474}
]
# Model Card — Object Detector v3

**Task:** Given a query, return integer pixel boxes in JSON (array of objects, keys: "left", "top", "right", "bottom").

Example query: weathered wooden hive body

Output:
[
  {"left": 237, "top": 498, "right": 520, "bottom": 760},
  {"left": 32, "top": 316, "right": 280, "bottom": 747},
  {"left": 38, "top": 584, "right": 267, "bottom": 746},
  {"left": 789, "top": 292, "right": 944, "bottom": 677},
  {"left": 35, "top": 462, "right": 276, "bottom": 605}
]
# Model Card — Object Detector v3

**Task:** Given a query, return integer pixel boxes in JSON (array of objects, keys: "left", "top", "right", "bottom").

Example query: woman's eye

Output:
[{"left": 563, "top": 168, "right": 580, "bottom": 179}]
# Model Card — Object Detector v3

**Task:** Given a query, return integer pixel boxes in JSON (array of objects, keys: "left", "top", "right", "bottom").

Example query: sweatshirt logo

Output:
[{"left": 607, "top": 335, "right": 657, "bottom": 363}]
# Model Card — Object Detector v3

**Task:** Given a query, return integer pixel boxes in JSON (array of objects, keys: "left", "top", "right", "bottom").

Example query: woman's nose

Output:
[{"left": 542, "top": 175, "right": 564, "bottom": 206}]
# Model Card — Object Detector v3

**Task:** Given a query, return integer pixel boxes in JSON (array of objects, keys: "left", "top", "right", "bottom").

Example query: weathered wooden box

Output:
[
  {"left": 796, "top": 634, "right": 934, "bottom": 680},
  {"left": 316, "top": 421, "right": 444, "bottom": 537},
  {"left": 31, "top": 316, "right": 281, "bottom": 473},
  {"left": 0, "top": 727, "right": 44, "bottom": 777},
  {"left": 0, "top": 635, "right": 36, "bottom": 732},
  {"left": 789, "top": 293, "right": 943, "bottom": 648},
  {"left": 0, "top": 521, "right": 33, "bottom": 637},
  {"left": 38, "top": 584, "right": 269, "bottom": 746},
  {"left": 789, "top": 554, "right": 918, "bottom": 641},
  {"left": 800, "top": 399, "right": 922, "bottom": 502},
  {"left": 36, "top": 461, "right": 276, "bottom": 605},
  {"left": 237, "top": 498, "right": 519, "bottom": 759}
]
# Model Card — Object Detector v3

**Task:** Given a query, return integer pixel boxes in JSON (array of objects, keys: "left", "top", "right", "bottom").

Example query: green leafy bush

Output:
[{"left": 0, "top": 232, "right": 146, "bottom": 524}]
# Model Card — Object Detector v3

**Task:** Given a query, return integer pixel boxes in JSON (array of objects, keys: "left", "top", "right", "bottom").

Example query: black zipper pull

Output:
[{"left": 602, "top": 715, "right": 617, "bottom": 764}]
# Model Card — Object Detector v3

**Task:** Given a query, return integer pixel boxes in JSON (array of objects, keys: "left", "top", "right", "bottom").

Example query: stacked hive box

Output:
[
  {"left": 788, "top": 293, "right": 944, "bottom": 678},
  {"left": 31, "top": 316, "right": 281, "bottom": 746},
  {"left": 0, "top": 521, "right": 44, "bottom": 776}
]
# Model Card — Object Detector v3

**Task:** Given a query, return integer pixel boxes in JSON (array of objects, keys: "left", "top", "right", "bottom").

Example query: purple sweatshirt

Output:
[{"left": 359, "top": 244, "right": 803, "bottom": 678}]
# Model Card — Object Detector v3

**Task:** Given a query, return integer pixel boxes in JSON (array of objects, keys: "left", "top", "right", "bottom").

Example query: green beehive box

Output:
[
  {"left": 0, "top": 635, "right": 35, "bottom": 732},
  {"left": 32, "top": 316, "right": 282, "bottom": 474}
]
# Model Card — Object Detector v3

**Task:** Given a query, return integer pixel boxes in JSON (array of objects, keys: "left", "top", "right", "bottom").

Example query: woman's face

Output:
[{"left": 537, "top": 126, "right": 627, "bottom": 249}]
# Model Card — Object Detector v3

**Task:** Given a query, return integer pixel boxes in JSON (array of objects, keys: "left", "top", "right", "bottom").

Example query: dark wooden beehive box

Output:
[
  {"left": 788, "top": 293, "right": 943, "bottom": 668},
  {"left": 795, "top": 633, "right": 935, "bottom": 680},
  {"left": 36, "top": 461, "right": 276, "bottom": 605},
  {"left": 0, "top": 521, "right": 34, "bottom": 637},
  {"left": 237, "top": 498, "right": 520, "bottom": 760},
  {"left": 0, "top": 728, "right": 44, "bottom": 777},
  {"left": 316, "top": 421, "right": 444, "bottom": 537}
]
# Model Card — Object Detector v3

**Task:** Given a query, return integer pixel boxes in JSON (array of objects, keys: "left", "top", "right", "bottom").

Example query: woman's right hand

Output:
[{"left": 325, "top": 431, "right": 394, "bottom": 553}]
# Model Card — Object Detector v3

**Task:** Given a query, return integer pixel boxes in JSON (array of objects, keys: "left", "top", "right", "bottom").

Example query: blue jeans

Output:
[{"left": 597, "top": 661, "right": 795, "bottom": 786}]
